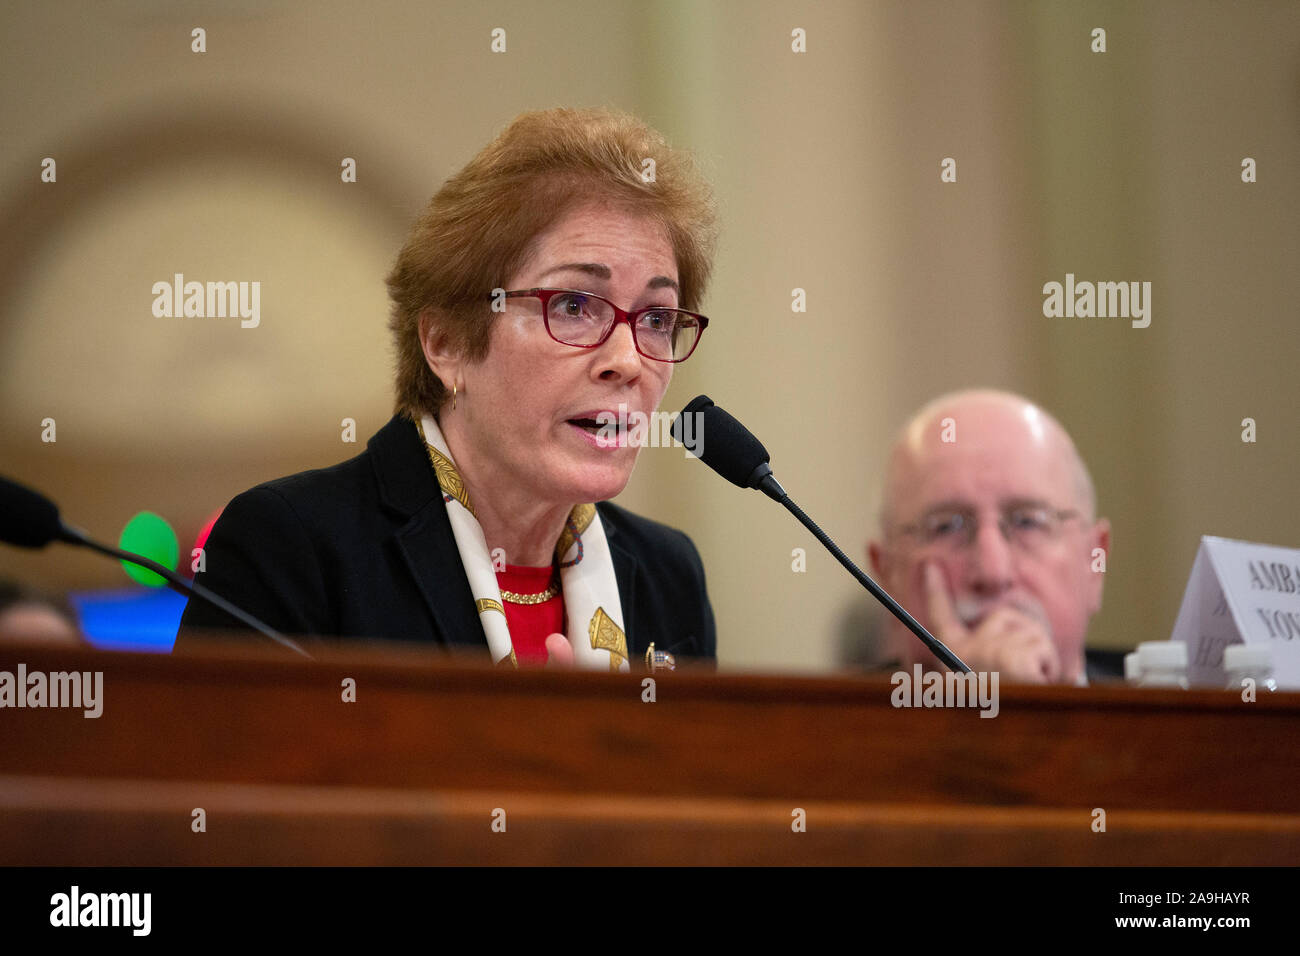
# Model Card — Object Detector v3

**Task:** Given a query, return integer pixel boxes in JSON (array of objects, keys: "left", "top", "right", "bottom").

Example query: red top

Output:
[{"left": 494, "top": 564, "right": 564, "bottom": 666}]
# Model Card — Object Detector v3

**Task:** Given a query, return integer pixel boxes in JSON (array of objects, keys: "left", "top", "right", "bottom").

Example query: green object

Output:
[{"left": 118, "top": 511, "right": 179, "bottom": 587}]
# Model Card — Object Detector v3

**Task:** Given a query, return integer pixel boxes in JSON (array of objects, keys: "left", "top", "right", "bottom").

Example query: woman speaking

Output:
[{"left": 175, "top": 107, "right": 718, "bottom": 669}]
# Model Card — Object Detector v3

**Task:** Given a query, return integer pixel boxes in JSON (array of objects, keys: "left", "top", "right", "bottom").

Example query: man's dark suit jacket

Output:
[{"left": 174, "top": 414, "right": 716, "bottom": 665}]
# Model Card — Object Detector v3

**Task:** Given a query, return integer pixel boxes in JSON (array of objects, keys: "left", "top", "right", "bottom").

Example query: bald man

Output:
[
  {"left": 867, "top": 390, "right": 1111, "bottom": 685},
  {"left": 0, "top": 579, "right": 83, "bottom": 647}
]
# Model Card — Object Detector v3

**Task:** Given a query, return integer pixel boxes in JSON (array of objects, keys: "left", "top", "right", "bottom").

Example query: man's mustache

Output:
[{"left": 953, "top": 595, "right": 1051, "bottom": 632}]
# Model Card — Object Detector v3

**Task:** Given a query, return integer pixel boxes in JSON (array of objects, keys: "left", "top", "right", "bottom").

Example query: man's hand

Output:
[{"left": 923, "top": 562, "right": 1061, "bottom": 684}]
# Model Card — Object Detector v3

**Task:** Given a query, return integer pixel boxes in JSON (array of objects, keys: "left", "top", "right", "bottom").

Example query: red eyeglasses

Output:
[{"left": 493, "top": 288, "right": 708, "bottom": 363}]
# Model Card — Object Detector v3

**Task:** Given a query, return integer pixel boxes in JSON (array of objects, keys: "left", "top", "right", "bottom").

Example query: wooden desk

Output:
[{"left": 1, "top": 640, "right": 1296, "bottom": 864}]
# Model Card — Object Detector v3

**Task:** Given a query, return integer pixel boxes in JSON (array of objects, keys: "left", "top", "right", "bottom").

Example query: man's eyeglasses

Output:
[
  {"left": 493, "top": 288, "right": 708, "bottom": 363},
  {"left": 893, "top": 505, "right": 1082, "bottom": 554}
]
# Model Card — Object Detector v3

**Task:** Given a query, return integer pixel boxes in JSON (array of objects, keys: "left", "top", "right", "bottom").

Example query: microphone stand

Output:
[
  {"left": 749, "top": 464, "right": 971, "bottom": 674},
  {"left": 59, "top": 522, "right": 313, "bottom": 660}
]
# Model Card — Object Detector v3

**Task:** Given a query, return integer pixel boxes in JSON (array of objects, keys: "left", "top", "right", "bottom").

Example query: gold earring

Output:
[{"left": 453, "top": 384, "right": 458, "bottom": 410}]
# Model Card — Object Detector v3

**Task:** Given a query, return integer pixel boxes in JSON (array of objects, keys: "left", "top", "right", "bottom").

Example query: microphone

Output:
[
  {"left": 672, "top": 396, "right": 969, "bottom": 673},
  {"left": 0, "top": 475, "right": 312, "bottom": 659},
  {"left": 0, "top": 473, "right": 69, "bottom": 548}
]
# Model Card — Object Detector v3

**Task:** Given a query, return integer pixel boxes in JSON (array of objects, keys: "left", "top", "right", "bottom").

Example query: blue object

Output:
[{"left": 67, "top": 587, "right": 189, "bottom": 653}]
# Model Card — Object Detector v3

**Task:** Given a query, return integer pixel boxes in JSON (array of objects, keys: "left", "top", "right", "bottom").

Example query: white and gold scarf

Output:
[{"left": 418, "top": 414, "right": 629, "bottom": 671}]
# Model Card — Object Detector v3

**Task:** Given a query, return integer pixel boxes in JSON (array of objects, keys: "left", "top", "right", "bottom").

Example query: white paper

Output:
[{"left": 1170, "top": 536, "right": 1300, "bottom": 688}]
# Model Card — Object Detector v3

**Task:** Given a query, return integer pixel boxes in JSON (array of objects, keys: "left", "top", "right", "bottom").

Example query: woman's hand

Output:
[{"left": 544, "top": 632, "right": 575, "bottom": 668}]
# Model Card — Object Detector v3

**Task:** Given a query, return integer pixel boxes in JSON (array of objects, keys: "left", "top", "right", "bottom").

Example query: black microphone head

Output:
[
  {"left": 672, "top": 395, "right": 772, "bottom": 488},
  {"left": 0, "top": 476, "right": 64, "bottom": 548}
]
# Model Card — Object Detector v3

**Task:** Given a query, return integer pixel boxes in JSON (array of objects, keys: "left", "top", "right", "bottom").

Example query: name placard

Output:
[{"left": 1170, "top": 536, "right": 1300, "bottom": 688}]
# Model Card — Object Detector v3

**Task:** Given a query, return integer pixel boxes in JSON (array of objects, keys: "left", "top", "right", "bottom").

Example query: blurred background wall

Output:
[{"left": 1, "top": 0, "right": 1296, "bottom": 669}]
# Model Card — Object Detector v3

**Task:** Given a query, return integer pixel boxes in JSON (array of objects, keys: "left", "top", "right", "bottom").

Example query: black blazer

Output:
[{"left": 174, "top": 415, "right": 716, "bottom": 665}]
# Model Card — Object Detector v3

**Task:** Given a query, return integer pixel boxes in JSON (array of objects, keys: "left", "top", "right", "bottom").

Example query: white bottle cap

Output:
[
  {"left": 1124, "top": 651, "right": 1141, "bottom": 681},
  {"left": 1223, "top": 643, "right": 1271, "bottom": 671},
  {"left": 1137, "top": 641, "right": 1188, "bottom": 670}
]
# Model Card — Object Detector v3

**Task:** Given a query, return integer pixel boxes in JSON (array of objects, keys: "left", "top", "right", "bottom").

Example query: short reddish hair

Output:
[{"left": 385, "top": 106, "right": 719, "bottom": 419}]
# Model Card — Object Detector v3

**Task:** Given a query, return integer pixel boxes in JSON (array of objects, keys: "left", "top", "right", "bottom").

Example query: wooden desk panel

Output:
[{"left": 1, "top": 640, "right": 1296, "bottom": 864}]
